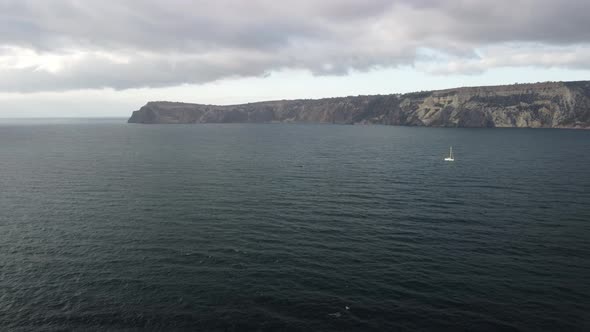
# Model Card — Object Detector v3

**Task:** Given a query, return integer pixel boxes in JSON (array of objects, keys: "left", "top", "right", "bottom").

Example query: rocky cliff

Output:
[{"left": 128, "top": 81, "right": 590, "bottom": 128}]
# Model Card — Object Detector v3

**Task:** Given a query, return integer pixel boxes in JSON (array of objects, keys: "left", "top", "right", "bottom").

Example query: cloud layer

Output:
[{"left": 1, "top": 0, "right": 590, "bottom": 92}]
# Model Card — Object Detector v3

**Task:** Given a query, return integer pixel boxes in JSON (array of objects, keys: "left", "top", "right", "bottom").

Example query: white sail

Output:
[{"left": 444, "top": 146, "right": 454, "bottom": 161}]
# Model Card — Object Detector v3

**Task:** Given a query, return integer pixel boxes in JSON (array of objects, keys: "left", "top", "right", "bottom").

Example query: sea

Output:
[{"left": 0, "top": 118, "right": 589, "bottom": 331}]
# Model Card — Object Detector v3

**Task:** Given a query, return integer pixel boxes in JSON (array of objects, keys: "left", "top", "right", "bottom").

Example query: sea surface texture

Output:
[{"left": 1, "top": 119, "right": 589, "bottom": 331}]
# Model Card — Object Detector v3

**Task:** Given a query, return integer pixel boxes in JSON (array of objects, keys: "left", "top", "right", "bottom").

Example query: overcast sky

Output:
[{"left": 1, "top": 0, "right": 590, "bottom": 117}]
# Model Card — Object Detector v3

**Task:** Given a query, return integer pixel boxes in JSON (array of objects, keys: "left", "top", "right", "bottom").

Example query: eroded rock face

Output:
[{"left": 128, "top": 81, "right": 590, "bottom": 128}]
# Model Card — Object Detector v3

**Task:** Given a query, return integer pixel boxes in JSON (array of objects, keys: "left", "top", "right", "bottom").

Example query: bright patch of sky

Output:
[{"left": 2, "top": 66, "right": 590, "bottom": 118}]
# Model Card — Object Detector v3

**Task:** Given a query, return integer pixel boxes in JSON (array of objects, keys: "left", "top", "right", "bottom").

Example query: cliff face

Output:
[{"left": 128, "top": 81, "right": 590, "bottom": 128}]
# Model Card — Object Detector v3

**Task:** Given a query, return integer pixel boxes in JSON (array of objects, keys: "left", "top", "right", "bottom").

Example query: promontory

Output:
[{"left": 128, "top": 81, "right": 590, "bottom": 128}]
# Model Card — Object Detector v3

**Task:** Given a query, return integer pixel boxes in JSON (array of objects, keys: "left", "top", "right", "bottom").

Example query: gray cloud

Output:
[{"left": 1, "top": 0, "right": 590, "bottom": 92}]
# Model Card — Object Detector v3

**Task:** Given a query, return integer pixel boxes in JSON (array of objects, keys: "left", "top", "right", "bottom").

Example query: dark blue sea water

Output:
[{"left": 1, "top": 119, "right": 589, "bottom": 331}]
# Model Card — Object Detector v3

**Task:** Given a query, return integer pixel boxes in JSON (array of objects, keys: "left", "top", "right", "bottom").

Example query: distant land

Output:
[{"left": 128, "top": 81, "right": 590, "bottom": 128}]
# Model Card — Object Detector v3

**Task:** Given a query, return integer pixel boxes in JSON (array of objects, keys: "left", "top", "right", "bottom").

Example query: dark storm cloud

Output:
[{"left": 0, "top": 0, "right": 589, "bottom": 92}]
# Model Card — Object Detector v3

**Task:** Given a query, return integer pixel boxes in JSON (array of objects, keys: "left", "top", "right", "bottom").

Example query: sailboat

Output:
[{"left": 444, "top": 146, "right": 454, "bottom": 161}]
